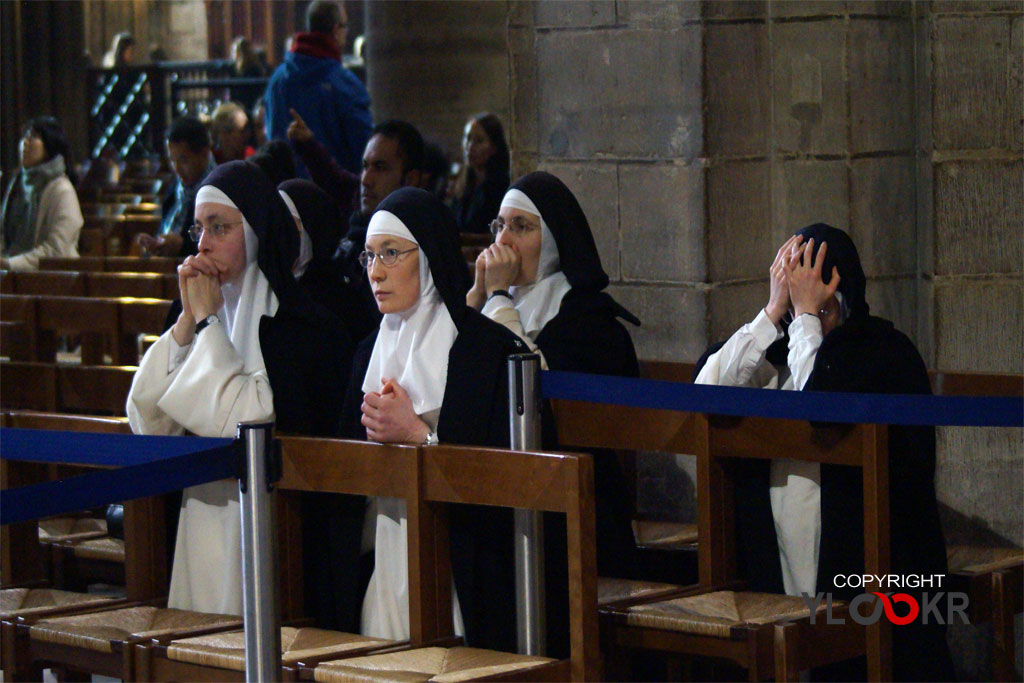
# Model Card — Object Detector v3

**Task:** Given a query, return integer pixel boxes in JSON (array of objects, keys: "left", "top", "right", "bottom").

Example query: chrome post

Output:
[
  {"left": 508, "top": 354, "right": 545, "bottom": 655},
  {"left": 237, "top": 420, "right": 281, "bottom": 681}
]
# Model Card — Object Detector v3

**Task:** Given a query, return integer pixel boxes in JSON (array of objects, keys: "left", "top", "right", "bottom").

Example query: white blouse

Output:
[{"left": 695, "top": 309, "right": 824, "bottom": 597}]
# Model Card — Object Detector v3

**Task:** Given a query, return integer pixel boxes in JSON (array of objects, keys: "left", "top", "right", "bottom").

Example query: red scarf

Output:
[{"left": 290, "top": 32, "right": 341, "bottom": 61}]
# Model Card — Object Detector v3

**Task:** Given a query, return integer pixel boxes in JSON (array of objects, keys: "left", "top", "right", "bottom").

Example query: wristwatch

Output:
[
  {"left": 487, "top": 289, "right": 512, "bottom": 302},
  {"left": 195, "top": 314, "right": 220, "bottom": 335},
  {"left": 422, "top": 430, "right": 439, "bottom": 446}
]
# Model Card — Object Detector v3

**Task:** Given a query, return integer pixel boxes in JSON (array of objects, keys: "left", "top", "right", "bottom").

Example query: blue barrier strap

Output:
[
  {"left": 0, "top": 429, "right": 233, "bottom": 466},
  {"left": 540, "top": 371, "right": 1023, "bottom": 428},
  {"left": 1, "top": 443, "right": 238, "bottom": 525}
]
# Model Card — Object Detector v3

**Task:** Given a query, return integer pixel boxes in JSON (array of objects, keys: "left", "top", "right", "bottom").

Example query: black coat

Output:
[
  {"left": 341, "top": 310, "right": 528, "bottom": 650},
  {"left": 728, "top": 315, "right": 953, "bottom": 681}
]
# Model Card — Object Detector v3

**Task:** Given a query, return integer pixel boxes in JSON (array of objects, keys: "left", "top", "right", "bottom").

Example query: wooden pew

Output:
[
  {"left": 0, "top": 294, "right": 171, "bottom": 364},
  {"left": 38, "top": 256, "right": 181, "bottom": 274},
  {"left": 277, "top": 437, "right": 600, "bottom": 681},
  {"left": 1, "top": 362, "right": 136, "bottom": 416},
  {"left": 2, "top": 270, "right": 177, "bottom": 300}
]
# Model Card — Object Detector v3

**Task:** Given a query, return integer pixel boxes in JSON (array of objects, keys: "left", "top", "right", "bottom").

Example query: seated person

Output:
[
  {"left": 694, "top": 224, "right": 953, "bottom": 681},
  {"left": 127, "top": 160, "right": 351, "bottom": 614},
  {"left": 279, "top": 178, "right": 379, "bottom": 343},
  {"left": 341, "top": 187, "right": 526, "bottom": 646},
  {"left": 1, "top": 116, "right": 83, "bottom": 270},
  {"left": 141, "top": 115, "right": 214, "bottom": 258},
  {"left": 451, "top": 113, "right": 510, "bottom": 235},
  {"left": 467, "top": 171, "right": 642, "bottom": 651}
]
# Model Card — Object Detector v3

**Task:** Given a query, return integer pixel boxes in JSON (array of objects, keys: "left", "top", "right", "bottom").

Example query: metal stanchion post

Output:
[
  {"left": 508, "top": 354, "right": 545, "bottom": 655},
  {"left": 237, "top": 420, "right": 281, "bottom": 682}
]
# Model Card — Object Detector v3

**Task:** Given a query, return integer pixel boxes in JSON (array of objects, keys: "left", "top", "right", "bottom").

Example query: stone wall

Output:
[{"left": 505, "top": 2, "right": 1022, "bottom": 669}]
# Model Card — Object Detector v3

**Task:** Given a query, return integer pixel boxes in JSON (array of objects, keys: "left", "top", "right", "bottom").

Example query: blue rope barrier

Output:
[
  {"left": 1, "top": 442, "right": 238, "bottom": 525},
  {"left": 540, "top": 371, "right": 1023, "bottom": 428},
  {"left": 0, "top": 429, "right": 233, "bottom": 466}
]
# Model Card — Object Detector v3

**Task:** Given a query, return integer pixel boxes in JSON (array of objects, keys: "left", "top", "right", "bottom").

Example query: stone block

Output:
[
  {"left": 705, "top": 22, "right": 770, "bottom": 157},
  {"left": 535, "top": 0, "right": 617, "bottom": 28},
  {"left": 508, "top": 0, "right": 535, "bottom": 27},
  {"left": 934, "top": 276, "right": 1023, "bottom": 372},
  {"left": 1011, "top": 16, "right": 1023, "bottom": 151},
  {"left": 864, "top": 277, "right": 919, "bottom": 345},
  {"left": 936, "top": 426, "right": 1023, "bottom": 549},
  {"left": 537, "top": 162, "right": 621, "bottom": 279},
  {"left": 707, "top": 161, "right": 771, "bottom": 281},
  {"left": 932, "top": 1, "right": 1023, "bottom": 13},
  {"left": 933, "top": 16, "right": 1015, "bottom": 150},
  {"left": 508, "top": 27, "right": 539, "bottom": 155},
  {"left": 914, "top": 17, "right": 934, "bottom": 152},
  {"left": 917, "top": 275, "right": 935, "bottom": 367},
  {"left": 849, "top": 18, "right": 915, "bottom": 153},
  {"left": 619, "top": 163, "right": 706, "bottom": 283},
  {"left": 850, "top": 156, "right": 917, "bottom": 276},
  {"left": 771, "top": 20, "right": 849, "bottom": 154},
  {"left": 606, "top": 284, "right": 707, "bottom": 361},
  {"left": 934, "top": 160, "right": 1023, "bottom": 276},
  {"left": 771, "top": 1, "right": 847, "bottom": 17},
  {"left": 846, "top": 1, "right": 914, "bottom": 17},
  {"left": 708, "top": 281, "right": 766, "bottom": 345},
  {"left": 701, "top": 1, "right": 766, "bottom": 20},
  {"left": 617, "top": 0, "right": 700, "bottom": 27},
  {"left": 772, "top": 159, "right": 849, "bottom": 239},
  {"left": 537, "top": 27, "right": 703, "bottom": 159},
  {"left": 916, "top": 156, "right": 935, "bottom": 276}
]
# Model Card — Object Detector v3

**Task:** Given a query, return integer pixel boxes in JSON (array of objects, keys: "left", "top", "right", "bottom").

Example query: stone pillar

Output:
[{"left": 364, "top": 0, "right": 510, "bottom": 157}]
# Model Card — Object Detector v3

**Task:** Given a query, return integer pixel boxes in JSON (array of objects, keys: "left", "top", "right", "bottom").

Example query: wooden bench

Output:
[
  {"left": 38, "top": 256, "right": 182, "bottom": 274},
  {"left": 2, "top": 270, "right": 178, "bottom": 300},
  {"left": 1, "top": 361, "right": 136, "bottom": 416},
  {"left": 0, "top": 294, "right": 171, "bottom": 364},
  {"left": 276, "top": 437, "right": 600, "bottom": 681}
]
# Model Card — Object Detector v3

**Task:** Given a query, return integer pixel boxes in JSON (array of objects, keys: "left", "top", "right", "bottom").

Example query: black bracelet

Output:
[{"left": 487, "top": 289, "right": 512, "bottom": 302}]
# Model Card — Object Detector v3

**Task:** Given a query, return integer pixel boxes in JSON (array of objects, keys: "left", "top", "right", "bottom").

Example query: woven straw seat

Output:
[
  {"left": 29, "top": 606, "right": 241, "bottom": 652},
  {"left": 313, "top": 646, "right": 555, "bottom": 683},
  {"left": 68, "top": 536, "right": 125, "bottom": 562},
  {"left": 597, "top": 577, "right": 683, "bottom": 606},
  {"left": 164, "top": 627, "right": 393, "bottom": 671},
  {"left": 632, "top": 521, "right": 698, "bottom": 548},
  {"left": 38, "top": 517, "right": 107, "bottom": 543},
  {"left": 624, "top": 591, "right": 829, "bottom": 639},
  {"left": 947, "top": 545, "right": 1023, "bottom": 575},
  {"left": 0, "top": 588, "right": 116, "bottom": 619}
]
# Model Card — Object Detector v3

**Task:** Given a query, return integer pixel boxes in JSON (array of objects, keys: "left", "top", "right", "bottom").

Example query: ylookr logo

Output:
[{"left": 800, "top": 574, "right": 970, "bottom": 626}]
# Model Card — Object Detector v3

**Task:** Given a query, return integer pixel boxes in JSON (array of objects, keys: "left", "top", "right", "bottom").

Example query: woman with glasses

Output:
[
  {"left": 466, "top": 171, "right": 642, "bottom": 653},
  {"left": 127, "top": 161, "right": 353, "bottom": 615},
  {"left": 341, "top": 186, "right": 527, "bottom": 647},
  {"left": 1, "top": 117, "right": 83, "bottom": 271}
]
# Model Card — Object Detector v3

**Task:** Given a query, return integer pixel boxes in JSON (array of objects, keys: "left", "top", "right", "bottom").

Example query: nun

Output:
[
  {"left": 694, "top": 224, "right": 952, "bottom": 680},
  {"left": 467, "top": 171, "right": 641, "bottom": 584},
  {"left": 278, "top": 179, "right": 380, "bottom": 344},
  {"left": 341, "top": 187, "right": 527, "bottom": 647},
  {"left": 127, "top": 161, "right": 352, "bottom": 614},
  {"left": 463, "top": 171, "right": 641, "bottom": 655}
]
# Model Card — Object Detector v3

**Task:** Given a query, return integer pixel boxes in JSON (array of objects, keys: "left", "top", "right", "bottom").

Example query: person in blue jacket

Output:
[{"left": 264, "top": 0, "right": 372, "bottom": 177}]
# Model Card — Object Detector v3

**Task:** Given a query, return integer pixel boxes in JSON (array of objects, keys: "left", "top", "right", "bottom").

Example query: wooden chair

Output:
[
  {"left": 551, "top": 393, "right": 887, "bottom": 680},
  {"left": 135, "top": 626, "right": 396, "bottom": 682},
  {"left": 21, "top": 603, "right": 242, "bottom": 681},
  {"left": 0, "top": 589, "right": 126, "bottom": 681}
]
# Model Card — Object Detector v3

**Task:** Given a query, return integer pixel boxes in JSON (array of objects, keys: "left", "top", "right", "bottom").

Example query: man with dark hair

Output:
[
  {"left": 140, "top": 115, "right": 213, "bottom": 257},
  {"left": 264, "top": 0, "right": 372, "bottom": 176}
]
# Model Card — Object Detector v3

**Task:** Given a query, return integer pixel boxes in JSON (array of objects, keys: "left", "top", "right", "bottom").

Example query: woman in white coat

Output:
[
  {"left": 126, "top": 160, "right": 330, "bottom": 615},
  {"left": 1, "top": 117, "right": 83, "bottom": 271}
]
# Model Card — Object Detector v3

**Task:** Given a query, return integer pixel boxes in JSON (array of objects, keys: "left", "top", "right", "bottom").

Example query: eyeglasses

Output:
[
  {"left": 358, "top": 246, "right": 418, "bottom": 269},
  {"left": 189, "top": 220, "right": 242, "bottom": 242},
  {"left": 489, "top": 216, "right": 539, "bottom": 239}
]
